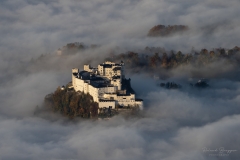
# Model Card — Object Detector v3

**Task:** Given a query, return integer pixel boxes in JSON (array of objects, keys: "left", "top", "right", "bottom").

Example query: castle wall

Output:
[
  {"left": 72, "top": 74, "right": 76, "bottom": 88},
  {"left": 116, "top": 94, "right": 135, "bottom": 101},
  {"left": 104, "top": 68, "right": 112, "bottom": 78},
  {"left": 74, "top": 78, "right": 85, "bottom": 92},
  {"left": 98, "top": 65, "right": 104, "bottom": 75},
  {"left": 103, "top": 93, "right": 141, "bottom": 109},
  {"left": 116, "top": 69, "right": 121, "bottom": 76},
  {"left": 88, "top": 85, "right": 99, "bottom": 102},
  {"left": 83, "top": 65, "right": 91, "bottom": 72},
  {"left": 72, "top": 68, "right": 79, "bottom": 88},
  {"left": 98, "top": 86, "right": 117, "bottom": 94},
  {"left": 103, "top": 93, "right": 135, "bottom": 101},
  {"left": 84, "top": 82, "right": 89, "bottom": 93},
  {"left": 111, "top": 79, "right": 121, "bottom": 90},
  {"left": 99, "top": 101, "right": 116, "bottom": 109},
  {"left": 103, "top": 93, "right": 117, "bottom": 100},
  {"left": 72, "top": 68, "right": 79, "bottom": 73},
  {"left": 117, "top": 101, "right": 143, "bottom": 109}
]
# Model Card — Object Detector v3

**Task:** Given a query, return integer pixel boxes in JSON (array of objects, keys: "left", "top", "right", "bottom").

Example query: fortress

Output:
[{"left": 72, "top": 61, "right": 143, "bottom": 110}]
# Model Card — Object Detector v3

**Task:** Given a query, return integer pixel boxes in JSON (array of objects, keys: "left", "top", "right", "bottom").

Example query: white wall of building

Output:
[
  {"left": 83, "top": 65, "right": 91, "bottom": 72},
  {"left": 88, "top": 85, "right": 99, "bottom": 102},
  {"left": 74, "top": 78, "right": 85, "bottom": 92},
  {"left": 117, "top": 94, "right": 135, "bottom": 101},
  {"left": 98, "top": 65, "right": 104, "bottom": 75},
  {"left": 111, "top": 79, "right": 121, "bottom": 90},
  {"left": 117, "top": 101, "right": 143, "bottom": 110},
  {"left": 99, "top": 101, "right": 116, "bottom": 109},
  {"left": 98, "top": 86, "right": 117, "bottom": 94}
]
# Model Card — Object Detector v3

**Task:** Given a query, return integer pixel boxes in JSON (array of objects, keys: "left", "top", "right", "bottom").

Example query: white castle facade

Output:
[{"left": 72, "top": 61, "right": 143, "bottom": 110}]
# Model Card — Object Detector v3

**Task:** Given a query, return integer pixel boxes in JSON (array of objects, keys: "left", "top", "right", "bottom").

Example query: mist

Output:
[{"left": 0, "top": 0, "right": 240, "bottom": 159}]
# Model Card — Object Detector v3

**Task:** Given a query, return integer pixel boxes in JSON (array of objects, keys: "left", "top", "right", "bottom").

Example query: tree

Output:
[
  {"left": 176, "top": 51, "right": 184, "bottom": 63},
  {"left": 45, "top": 86, "right": 99, "bottom": 119},
  {"left": 161, "top": 53, "right": 168, "bottom": 68},
  {"left": 149, "top": 53, "right": 160, "bottom": 68}
]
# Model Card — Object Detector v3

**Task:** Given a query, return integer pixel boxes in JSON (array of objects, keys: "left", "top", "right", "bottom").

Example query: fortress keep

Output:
[{"left": 72, "top": 61, "right": 143, "bottom": 110}]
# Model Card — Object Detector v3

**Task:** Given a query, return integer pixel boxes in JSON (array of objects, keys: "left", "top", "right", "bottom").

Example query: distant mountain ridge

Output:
[{"left": 147, "top": 24, "right": 189, "bottom": 37}]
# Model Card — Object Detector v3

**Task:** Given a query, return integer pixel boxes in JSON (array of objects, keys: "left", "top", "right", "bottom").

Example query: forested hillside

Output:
[
  {"left": 109, "top": 46, "right": 240, "bottom": 70},
  {"left": 44, "top": 86, "right": 98, "bottom": 119}
]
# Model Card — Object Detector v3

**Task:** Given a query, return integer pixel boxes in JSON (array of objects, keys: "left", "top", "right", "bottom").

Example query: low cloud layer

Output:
[
  {"left": 1, "top": 0, "right": 240, "bottom": 159},
  {"left": 1, "top": 0, "right": 240, "bottom": 55}
]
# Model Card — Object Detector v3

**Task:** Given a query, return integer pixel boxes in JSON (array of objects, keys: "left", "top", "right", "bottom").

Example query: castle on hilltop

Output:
[{"left": 72, "top": 61, "right": 143, "bottom": 110}]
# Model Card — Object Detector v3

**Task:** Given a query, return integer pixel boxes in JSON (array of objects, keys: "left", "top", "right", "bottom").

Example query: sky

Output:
[{"left": 0, "top": 0, "right": 240, "bottom": 159}]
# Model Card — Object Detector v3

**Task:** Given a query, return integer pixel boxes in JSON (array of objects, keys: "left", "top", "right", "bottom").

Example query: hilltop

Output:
[{"left": 147, "top": 24, "right": 189, "bottom": 37}]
